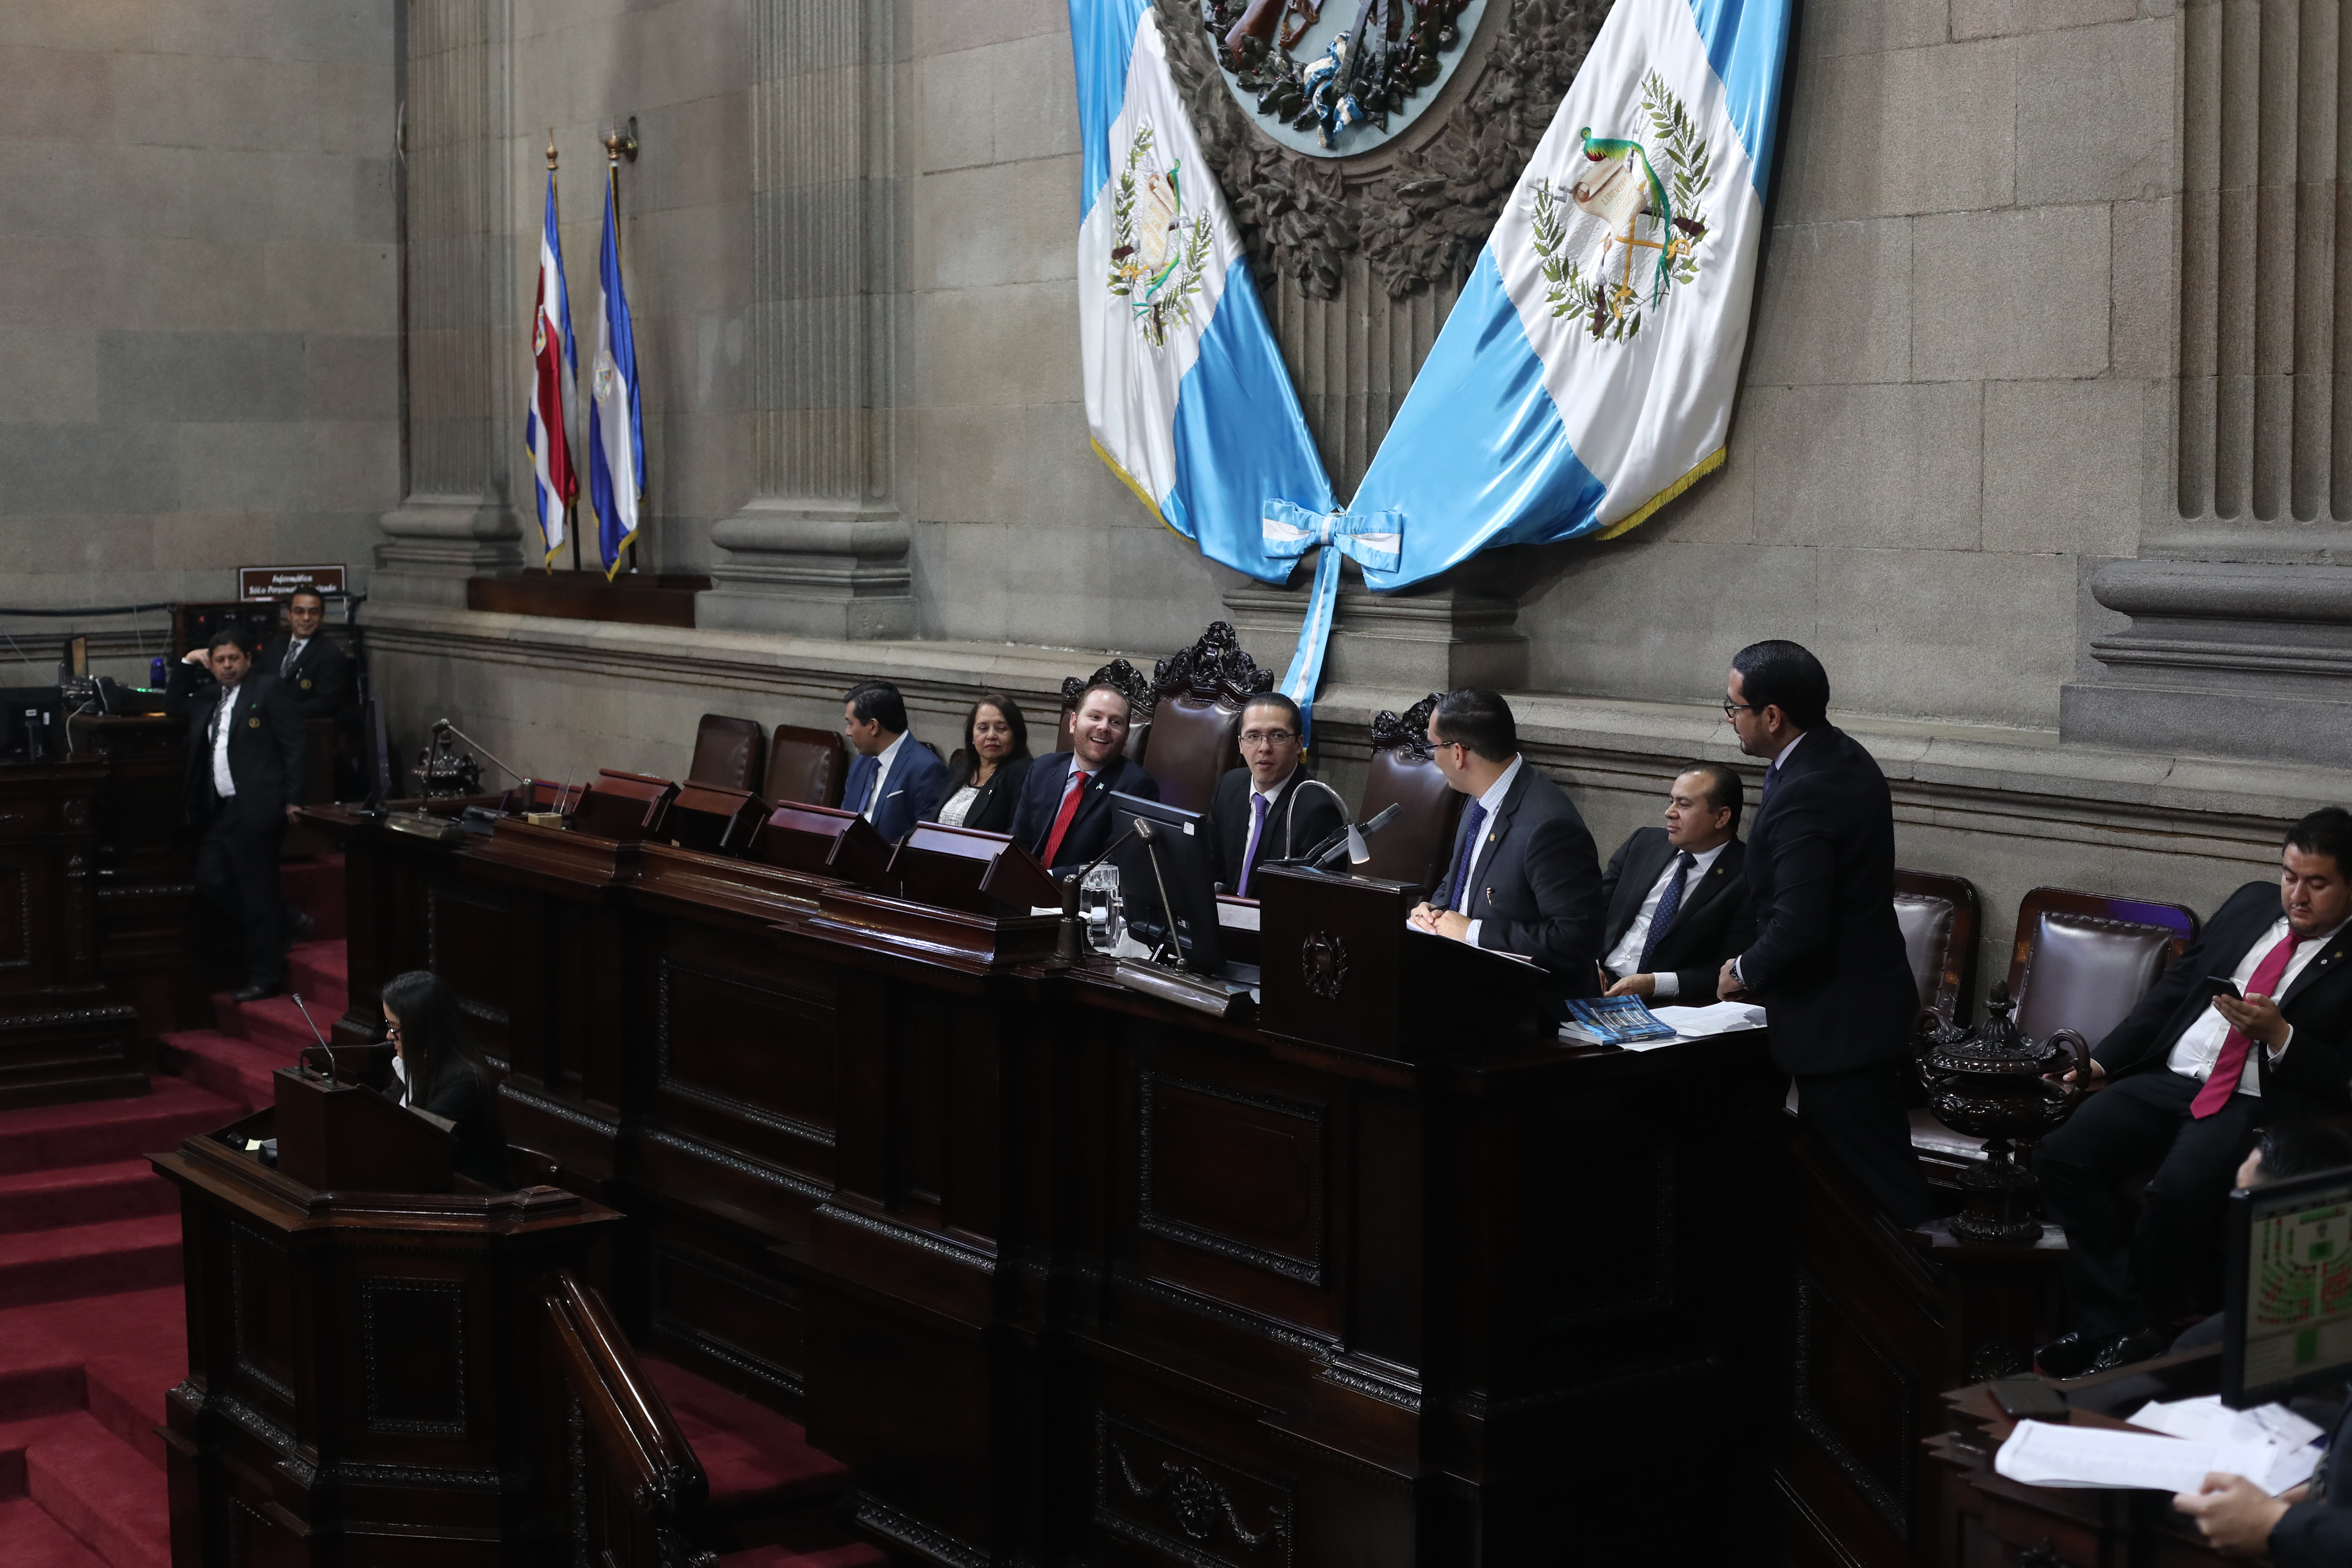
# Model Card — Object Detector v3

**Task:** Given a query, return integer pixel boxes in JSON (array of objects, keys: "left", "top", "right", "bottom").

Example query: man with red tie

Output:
[
  {"left": 2034, "top": 806, "right": 2352, "bottom": 1378},
  {"left": 1009, "top": 681, "right": 1159, "bottom": 874}
]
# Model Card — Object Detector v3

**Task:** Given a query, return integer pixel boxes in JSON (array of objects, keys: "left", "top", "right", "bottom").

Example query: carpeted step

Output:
[
  {"left": 0, "top": 1411, "right": 93, "bottom": 1499},
  {"left": 286, "top": 941, "right": 349, "bottom": 1018},
  {"left": 0, "top": 1217, "right": 181, "bottom": 1312},
  {"left": 280, "top": 855, "right": 346, "bottom": 940},
  {"left": 158, "top": 1030, "right": 288, "bottom": 1112},
  {"left": 640, "top": 1356, "right": 855, "bottom": 1524},
  {"left": 0, "top": 1495, "right": 112, "bottom": 1568},
  {"left": 22, "top": 1410, "right": 169, "bottom": 1568},
  {"left": 0, "top": 1289, "right": 186, "bottom": 1469},
  {"left": 205, "top": 992, "right": 324, "bottom": 1054},
  {"left": 0, "top": 1079, "right": 241, "bottom": 1178},
  {"left": 717, "top": 1540, "right": 888, "bottom": 1568},
  {"left": 0, "top": 1163, "right": 177, "bottom": 1237}
]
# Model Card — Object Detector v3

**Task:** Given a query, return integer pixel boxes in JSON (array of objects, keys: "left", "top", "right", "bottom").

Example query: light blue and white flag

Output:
[
  {"left": 1072, "top": 0, "right": 1334, "bottom": 590},
  {"left": 1341, "top": 0, "right": 1793, "bottom": 583},
  {"left": 588, "top": 180, "right": 645, "bottom": 580}
]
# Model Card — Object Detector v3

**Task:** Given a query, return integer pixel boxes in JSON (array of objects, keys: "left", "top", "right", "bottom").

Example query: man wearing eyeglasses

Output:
[
  {"left": 1407, "top": 689, "right": 1606, "bottom": 1001},
  {"left": 1203, "top": 692, "right": 1346, "bottom": 896}
]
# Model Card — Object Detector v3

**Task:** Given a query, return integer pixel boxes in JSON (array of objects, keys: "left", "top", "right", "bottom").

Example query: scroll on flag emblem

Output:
[
  {"left": 588, "top": 179, "right": 645, "bottom": 579},
  {"left": 525, "top": 170, "right": 578, "bottom": 566}
]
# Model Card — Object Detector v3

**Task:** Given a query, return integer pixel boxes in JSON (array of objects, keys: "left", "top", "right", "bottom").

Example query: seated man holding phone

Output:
[{"left": 2034, "top": 807, "right": 2352, "bottom": 1378}]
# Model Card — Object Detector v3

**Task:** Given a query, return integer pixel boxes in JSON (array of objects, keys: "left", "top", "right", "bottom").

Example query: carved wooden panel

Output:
[
  {"left": 0, "top": 862, "right": 32, "bottom": 971},
  {"left": 360, "top": 1276, "right": 470, "bottom": 1437},
  {"left": 1792, "top": 1267, "right": 1917, "bottom": 1536},
  {"left": 1139, "top": 1069, "right": 1326, "bottom": 1286},
  {"left": 426, "top": 881, "right": 514, "bottom": 1061},
  {"left": 1093, "top": 1409, "right": 1295, "bottom": 1568},
  {"left": 652, "top": 1245, "right": 806, "bottom": 1403},
  {"left": 229, "top": 1225, "right": 297, "bottom": 1411},
  {"left": 655, "top": 953, "right": 838, "bottom": 1176}
]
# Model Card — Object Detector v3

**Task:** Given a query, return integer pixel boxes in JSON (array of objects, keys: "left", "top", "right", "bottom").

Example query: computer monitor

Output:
[
  {"left": 1105, "top": 791, "right": 1223, "bottom": 977},
  {"left": 0, "top": 687, "right": 64, "bottom": 762},
  {"left": 2223, "top": 1161, "right": 2352, "bottom": 1407}
]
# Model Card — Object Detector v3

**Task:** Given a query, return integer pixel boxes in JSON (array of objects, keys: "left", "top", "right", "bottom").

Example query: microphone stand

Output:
[
  {"left": 1131, "top": 820, "right": 1185, "bottom": 969},
  {"left": 1055, "top": 819, "right": 1144, "bottom": 965}
]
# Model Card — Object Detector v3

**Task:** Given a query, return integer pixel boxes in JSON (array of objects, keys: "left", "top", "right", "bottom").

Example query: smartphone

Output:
[
  {"left": 1989, "top": 1376, "right": 2070, "bottom": 1419},
  {"left": 2201, "top": 974, "right": 2244, "bottom": 1003}
]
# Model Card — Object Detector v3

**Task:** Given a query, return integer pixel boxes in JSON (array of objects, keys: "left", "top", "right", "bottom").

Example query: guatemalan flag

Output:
[
  {"left": 1340, "top": 0, "right": 1793, "bottom": 583},
  {"left": 587, "top": 180, "right": 645, "bottom": 579},
  {"left": 1072, "top": 0, "right": 1333, "bottom": 584},
  {"left": 526, "top": 171, "right": 579, "bottom": 567}
]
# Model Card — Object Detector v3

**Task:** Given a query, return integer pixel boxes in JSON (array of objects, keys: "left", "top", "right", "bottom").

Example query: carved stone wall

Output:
[{"left": 700, "top": 0, "right": 910, "bottom": 638}]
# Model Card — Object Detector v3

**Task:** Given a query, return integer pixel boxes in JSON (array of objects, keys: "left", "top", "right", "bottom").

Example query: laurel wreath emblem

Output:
[
  {"left": 1529, "top": 71, "right": 1714, "bottom": 345},
  {"left": 1108, "top": 125, "right": 1215, "bottom": 349}
]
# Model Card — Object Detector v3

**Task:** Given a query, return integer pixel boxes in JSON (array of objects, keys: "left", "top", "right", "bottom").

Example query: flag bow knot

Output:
[{"left": 1262, "top": 500, "right": 1405, "bottom": 739}]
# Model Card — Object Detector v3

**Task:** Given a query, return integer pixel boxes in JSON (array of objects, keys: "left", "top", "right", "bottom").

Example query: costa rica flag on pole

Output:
[{"left": 525, "top": 171, "right": 579, "bottom": 566}]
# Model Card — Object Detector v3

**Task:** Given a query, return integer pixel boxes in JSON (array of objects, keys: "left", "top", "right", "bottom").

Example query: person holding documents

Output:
[
  {"left": 1598, "top": 763, "right": 1753, "bottom": 1001},
  {"left": 2034, "top": 807, "right": 2352, "bottom": 1380},
  {"left": 1407, "top": 689, "right": 1605, "bottom": 1002},
  {"left": 1716, "top": 641, "right": 1934, "bottom": 1228},
  {"left": 2177, "top": 1399, "right": 2352, "bottom": 1561}
]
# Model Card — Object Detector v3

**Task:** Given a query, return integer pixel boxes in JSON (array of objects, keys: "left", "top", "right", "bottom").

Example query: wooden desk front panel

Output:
[{"left": 0, "top": 761, "right": 143, "bottom": 1104}]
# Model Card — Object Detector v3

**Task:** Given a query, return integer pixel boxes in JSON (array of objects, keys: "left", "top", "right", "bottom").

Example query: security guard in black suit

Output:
[
  {"left": 1597, "top": 763, "right": 1755, "bottom": 1003},
  {"left": 165, "top": 632, "right": 306, "bottom": 1000},
  {"left": 255, "top": 588, "right": 350, "bottom": 722}
]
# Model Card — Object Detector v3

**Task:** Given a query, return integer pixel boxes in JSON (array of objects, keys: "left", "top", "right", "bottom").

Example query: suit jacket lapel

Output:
[
  {"left": 1671, "top": 847, "right": 1740, "bottom": 927},
  {"left": 1613, "top": 832, "right": 1672, "bottom": 936},
  {"left": 2278, "top": 929, "right": 2352, "bottom": 1010}
]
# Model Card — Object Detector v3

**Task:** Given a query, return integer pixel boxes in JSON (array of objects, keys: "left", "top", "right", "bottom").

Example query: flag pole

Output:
[
  {"left": 603, "top": 118, "right": 640, "bottom": 576},
  {"left": 548, "top": 130, "right": 576, "bottom": 575}
]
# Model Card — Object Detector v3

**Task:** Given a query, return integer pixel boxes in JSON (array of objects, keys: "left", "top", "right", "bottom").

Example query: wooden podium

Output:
[{"left": 150, "top": 1088, "right": 622, "bottom": 1565}]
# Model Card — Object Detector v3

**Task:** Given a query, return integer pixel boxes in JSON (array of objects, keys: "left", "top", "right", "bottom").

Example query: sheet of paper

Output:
[
  {"left": 1650, "top": 1001, "right": 1768, "bottom": 1038},
  {"left": 1994, "top": 1421, "right": 2220, "bottom": 1494}
]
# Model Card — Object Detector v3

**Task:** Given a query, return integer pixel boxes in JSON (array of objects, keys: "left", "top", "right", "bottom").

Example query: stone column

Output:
[
  {"left": 698, "top": 0, "right": 907, "bottom": 638},
  {"left": 1222, "top": 574, "right": 1528, "bottom": 699},
  {"left": 2064, "top": 0, "right": 2352, "bottom": 762},
  {"left": 374, "top": 0, "right": 521, "bottom": 606}
]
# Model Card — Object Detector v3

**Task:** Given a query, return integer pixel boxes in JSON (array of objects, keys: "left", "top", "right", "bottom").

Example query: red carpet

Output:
[{"left": 0, "top": 854, "right": 882, "bottom": 1567}]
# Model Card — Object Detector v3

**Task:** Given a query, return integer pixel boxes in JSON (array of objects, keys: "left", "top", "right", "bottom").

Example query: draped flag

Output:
[
  {"left": 1343, "top": 0, "right": 1794, "bottom": 582},
  {"left": 587, "top": 180, "right": 644, "bottom": 579},
  {"left": 525, "top": 171, "right": 579, "bottom": 567},
  {"left": 1072, "top": 0, "right": 1334, "bottom": 594}
]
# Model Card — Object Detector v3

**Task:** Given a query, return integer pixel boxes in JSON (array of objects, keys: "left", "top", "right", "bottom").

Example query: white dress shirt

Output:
[
  {"left": 209, "top": 682, "right": 241, "bottom": 798},
  {"left": 1602, "top": 839, "right": 1730, "bottom": 999},
  {"left": 280, "top": 636, "right": 309, "bottom": 676},
  {"left": 1237, "top": 766, "right": 1298, "bottom": 875},
  {"left": 2164, "top": 916, "right": 2347, "bottom": 1095},
  {"left": 861, "top": 730, "right": 907, "bottom": 821},
  {"left": 1457, "top": 754, "right": 1524, "bottom": 947}
]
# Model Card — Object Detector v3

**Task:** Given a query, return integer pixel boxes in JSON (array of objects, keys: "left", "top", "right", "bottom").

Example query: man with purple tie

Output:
[
  {"left": 1202, "top": 692, "right": 1347, "bottom": 896},
  {"left": 1407, "top": 689, "right": 1605, "bottom": 1004}
]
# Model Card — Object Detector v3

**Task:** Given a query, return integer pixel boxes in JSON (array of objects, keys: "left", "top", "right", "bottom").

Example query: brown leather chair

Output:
[
  {"left": 1133, "top": 621, "right": 1275, "bottom": 814},
  {"left": 1893, "top": 868, "right": 1981, "bottom": 1033},
  {"left": 767, "top": 723, "right": 846, "bottom": 809},
  {"left": 1057, "top": 658, "right": 1154, "bottom": 762},
  {"left": 687, "top": 714, "right": 766, "bottom": 796},
  {"left": 1355, "top": 694, "right": 1464, "bottom": 899},
  {"left": 2006, "top": 886, "right": 2199, "bottom": 1050}
]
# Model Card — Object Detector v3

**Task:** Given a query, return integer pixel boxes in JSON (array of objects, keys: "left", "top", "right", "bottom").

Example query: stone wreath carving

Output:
[{"left": 1156, "top": 0, "right": 1599, "bottom": 298}]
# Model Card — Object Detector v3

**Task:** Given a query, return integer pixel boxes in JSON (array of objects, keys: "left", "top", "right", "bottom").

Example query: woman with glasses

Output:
[
  {"left": 379, "top": 968, "right": 507, "bottom": 1187},
  {"left": 1202, "top": 692, "right": 1348, "bottom": 897},
  {"left": 930, "top": 692, "right": 1033, "bottom": 833}
]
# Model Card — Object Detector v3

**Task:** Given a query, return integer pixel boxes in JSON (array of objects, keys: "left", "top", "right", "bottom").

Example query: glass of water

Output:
[{"left": 1079, "top": 863, "right": 1123, "bottom": 954}]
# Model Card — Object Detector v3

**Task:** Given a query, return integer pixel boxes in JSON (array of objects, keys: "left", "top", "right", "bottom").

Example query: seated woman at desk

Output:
[
  {"left": 930, "top": 692, "right": 1032, "bottom": 833},
  {"left": 380, "top": 969, "right": 506, "bottom": 1186}
]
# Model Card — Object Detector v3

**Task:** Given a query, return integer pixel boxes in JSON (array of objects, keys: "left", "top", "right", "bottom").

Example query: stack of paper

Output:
[
  {"left": 1994, "top": 1398, "right": 2324, "bottom": 1496},
  {"left": 1649, "top": 1002, "right": 1767, "bottom": 1038}
]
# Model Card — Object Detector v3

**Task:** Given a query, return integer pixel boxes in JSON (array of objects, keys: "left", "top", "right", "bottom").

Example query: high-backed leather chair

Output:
[
  {"left": 1892, "top": 868, "right": 1981, "bottom": 1033},
  {"left": 2006, "top": 887, "right": 2199, "bottom": 1050},
  {"left": 1355, "top": 694, "right": 1464, "bottom": 899},
  {"left": 1128, "top": 621, "right": 1273, "bottom": 815},
  {"left": 687, "top": 714, "right": 766, "bottom": 796},
  {"left": 766, "top": 723, "right": 846, "bottom": 809},
  {"left": 1057, "top": 657, "right": 1154, "bottom": 763}
]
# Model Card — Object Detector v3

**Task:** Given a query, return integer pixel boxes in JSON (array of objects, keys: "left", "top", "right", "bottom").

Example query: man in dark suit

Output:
[
  {"left": 2033, "top": 806, "right": 2352, "bottom": 1378},
  {"left": 1202, "top": 692, "right": 1346, "bottom": 895},
  {"left": 1718, "top": 640, "right": 1934, "bottom": 1228},
  {"left": 1598, "top": 763, "right": 1755, "bottom": 1002},
  {"left": 256, "top": 588, "right": 350, "bottom": 722},
  {"left": 1407, "top": 689, "right": 1605, "bottom": 997},
  {"left": 1011, "top": 681, "right": 1158, "bottom": 873},
  {"left": 840, "top": 680, "right": 949, "bottom": 842},
  {"left": 165, "top": 631, "right": 306, "bottom": 1001}
]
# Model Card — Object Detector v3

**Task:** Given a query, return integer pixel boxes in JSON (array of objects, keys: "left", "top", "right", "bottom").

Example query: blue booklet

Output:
[{"left": 1564, "top": 995, "right": 1679, "bottom": 1045}]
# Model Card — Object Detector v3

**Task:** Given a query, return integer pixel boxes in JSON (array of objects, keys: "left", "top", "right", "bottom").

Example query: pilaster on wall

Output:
[
  {"left": 700, "top": 0, "right": 908, "bottom": 638},
  {"left": 2065, "top": 0, "right": 2352, "bottom": 763},
  {"left": 377, "top": 0, "right": 521, "bottom": 606}
]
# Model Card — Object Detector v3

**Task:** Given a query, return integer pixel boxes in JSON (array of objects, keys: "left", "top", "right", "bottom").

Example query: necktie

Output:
[
  {"left": 1236, "top": 793, "right": 1271, "bottom": 897},
  {"left": 864, "top": 757, "right": 886, "bottom": 817},
  {"left": 2192, "top": 929, "right": 2303, "bottom": 1118},
  {"left": 1448, "top": 799, "right": 1489, "bottom": 914},
  {"left": 1760, "top": 760, "right": 1780, "bottom": 805},
  {"left": 282, "top": 639, "right": 301, "bottom": 676},
  {"left": 1040, "top": 767, "right": 1091, "bottom": 868},
  {"left": 1637, "top": 851, "right": 1699, "bottom": 974}
]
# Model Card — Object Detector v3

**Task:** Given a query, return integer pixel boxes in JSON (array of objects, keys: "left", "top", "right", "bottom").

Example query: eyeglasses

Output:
[
  {"left": 1240, "top": 729, "right": 1297, "bottom": 747},
  {"left": 1722, "top": 698, "right": 1761, "bottom": 717},
  {"left": 383, "top": 1023, "right": 401, "bottom": 1038}
]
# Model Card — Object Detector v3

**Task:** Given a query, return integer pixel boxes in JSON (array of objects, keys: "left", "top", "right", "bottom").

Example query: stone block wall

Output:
[{"left": 0, "top": 0, "right": 400, "bottom": 634}]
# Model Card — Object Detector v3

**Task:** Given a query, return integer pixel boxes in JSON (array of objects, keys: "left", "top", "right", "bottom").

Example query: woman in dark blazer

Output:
[
  {"left": 931, "top": 692, "right": 1033, "bottom": 834},
  {"left": 379, "top": 968, "right": 507, "bottom": 1187}
]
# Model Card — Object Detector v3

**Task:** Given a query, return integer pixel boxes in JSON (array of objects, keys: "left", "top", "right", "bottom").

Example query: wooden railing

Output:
[{"left": 545, "top": 1269, "right": 717, "bottom": 1568}]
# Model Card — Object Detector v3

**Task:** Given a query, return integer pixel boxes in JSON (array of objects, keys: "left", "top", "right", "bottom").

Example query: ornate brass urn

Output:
[{"left": 1917, "top": 983, "right": 2089, "bottom": 1244}]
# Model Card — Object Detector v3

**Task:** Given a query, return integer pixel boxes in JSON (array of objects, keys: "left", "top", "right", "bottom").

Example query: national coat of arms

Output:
[
  {"left": 1528, "top": 71, "right": 1714, "bottom": 344},
  {"left": 1197, "top": 0, "right": 1487, "bottom": 158},
  {"left": 1109, "top": 125, "right": 1215, "bottom": 348}
]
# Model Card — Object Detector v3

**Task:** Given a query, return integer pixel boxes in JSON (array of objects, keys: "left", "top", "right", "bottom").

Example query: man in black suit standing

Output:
[
  {"left": 1407, "top": 689, "right": 1605, "bottom": 998},
  {"left": 1010, "top": 681, "right": 1158, "bottom": 874},
  {"left": 1598, "top": 763, "right": 1754, "bottom": 1002},
  {"left": 256, "top": 588, "right": 350, "bottom": 722},
  {"left": 1718, "top": 640, "right": 1934, "bottom": 1227},
  {"left": 165, "top": 631, "right": 306, "bottom": 1001},
  {"left": 1202, "top": 692, "right": 1346, "bottom": 895},
  {"left": 2033, "top": 807, "right": 2352, "bottom": 1378}
]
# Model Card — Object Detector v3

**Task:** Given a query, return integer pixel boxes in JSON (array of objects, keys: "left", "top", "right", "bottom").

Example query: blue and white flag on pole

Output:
[
  {"left": 1072, "top": 0, "right": 1334, "bottom": 586},
  {"left": 588, "top": 180, "right": 644, "bottom": 579},
  {"left": 1340, "top": 0, "right": 1792, "bottom": 583}
]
